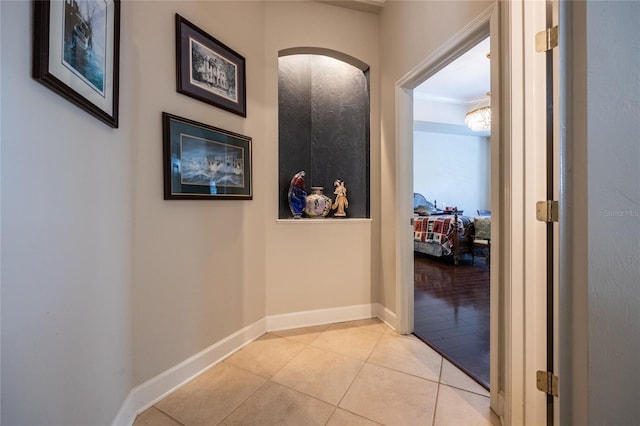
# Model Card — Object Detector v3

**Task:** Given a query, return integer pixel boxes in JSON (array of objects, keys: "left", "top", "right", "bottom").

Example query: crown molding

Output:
[{"left": 317, "top": 0, "right": 385, "bottom": 14}]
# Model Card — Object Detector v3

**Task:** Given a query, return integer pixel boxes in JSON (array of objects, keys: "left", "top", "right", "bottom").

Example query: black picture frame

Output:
[
  {"left": 175, "top": 14, "right": 247, "bottom": 117},
  {"left": 162, "top": 112, "right": 252, "bottom": 200},
  {"left": 33, "top": 0, "right": 120, "bottom": 128}
]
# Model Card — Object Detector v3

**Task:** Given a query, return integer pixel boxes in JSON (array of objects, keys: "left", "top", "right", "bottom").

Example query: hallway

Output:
[{"left": 134, "top": 319, "right": 499, "bottom": 425}]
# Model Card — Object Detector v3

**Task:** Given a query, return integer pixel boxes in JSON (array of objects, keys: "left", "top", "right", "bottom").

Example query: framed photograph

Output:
[
  {"left": 33, "top": 0, "right": 120, "bottom": 128},
  {"left": 175, "top": 14, "right": 246, "bottom": 117},
  {"left": 162, "top": 113, "right": 252, "bottom": 200}
]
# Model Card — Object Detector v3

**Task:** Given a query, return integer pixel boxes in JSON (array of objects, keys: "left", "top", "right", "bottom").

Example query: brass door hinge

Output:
[
  {"left": 536, "top": 26, "right": 559, "bottom": 52},
  {"left": 536, "top": 200, "right": 559, "bottom": 223},
  {"left": 536, "top": 370, "right": 559, "bottom": 397}
]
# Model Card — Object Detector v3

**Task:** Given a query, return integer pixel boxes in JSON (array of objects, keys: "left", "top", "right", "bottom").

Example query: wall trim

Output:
[
  {"left": 376, "top": 303, "right": 398, "bottom": 330},
  {"left": 414, "top": 120, "right": 490, "bottom": 137},
  {"left": 112, "top": 304, "right": 384, "bottom": 425},
  {"left": 266, "top": 303, "right": 378, "bottom": 331},
  {"left": 278, "top": 47, "right": 370, "bottom": 71},
  {"left": 112, "top": 318, "right": 267, "bottom": 426}
]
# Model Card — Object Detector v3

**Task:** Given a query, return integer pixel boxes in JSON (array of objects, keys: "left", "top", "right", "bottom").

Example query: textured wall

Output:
[
  {"left": 278, "top": 55, "right": 312, "bottom": 216},
  {"left": 584, "top": 1, "right": 640, "bottom": 424},
  {"left": 279, "top": 54, "right": 370, "bottom": 218}
]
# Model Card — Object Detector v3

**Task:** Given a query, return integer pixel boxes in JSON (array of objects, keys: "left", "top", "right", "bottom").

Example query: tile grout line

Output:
[
  {"left": 438, "top": 382, "right": 491, "bottom": 399},
  {"left": 269, "top": 324, "right": 384, "bottom": 425},
  {"left": 431, "top": 357, "right": 444, "bottom": 426},
  {"left": 269, "top": 325, "right": 385, "bottom": 425},
  {"left": 322, "top": 406, "right": 339, "bottom": 426},
  {"left": 367, "top": 330, "right": 446, "bottom": 386},
  {"left": 218, "top": 331, "right": 317, "bottom": 425},
  {"left": 215, "top": 333, "right": 310, "bottom": 425},
  {"left": 328, "top": 324, "right": 386, "bottom": 425},
  {"left": 153, "top": 405, "right": 188, "bottom": 426},
  {"left": 332, "top": 326, "right": 382, "bottom": 407},
  {"left": 215, "top": 378, "right": 271, "bottom": 425}
]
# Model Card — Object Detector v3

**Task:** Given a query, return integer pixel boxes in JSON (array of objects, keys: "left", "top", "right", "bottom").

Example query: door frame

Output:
[{"left": 394, "top": 2, "right": 550, "bottom": 424}]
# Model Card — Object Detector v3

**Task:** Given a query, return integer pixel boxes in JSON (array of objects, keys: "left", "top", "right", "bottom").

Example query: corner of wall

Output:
[
  {"left": 114, "top": 318, "right": 267, "bottom": 426},
  {"left": 115, "top": 303, "right": 386, "bottom": 425}
]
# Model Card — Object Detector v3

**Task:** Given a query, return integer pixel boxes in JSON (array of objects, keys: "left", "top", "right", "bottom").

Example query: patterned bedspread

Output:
[{"left": 413, "top": 215, "right": 472, "bottom": 256}]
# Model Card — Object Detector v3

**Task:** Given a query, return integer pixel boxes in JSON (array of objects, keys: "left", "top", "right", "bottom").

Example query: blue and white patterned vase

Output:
[{"left": 304, "top": 187, "right": 332, "bottom": 218}]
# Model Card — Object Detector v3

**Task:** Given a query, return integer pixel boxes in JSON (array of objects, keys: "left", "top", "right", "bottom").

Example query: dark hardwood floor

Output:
[{"left": 413, "top": 253, "right": 490, "bottom": 388}]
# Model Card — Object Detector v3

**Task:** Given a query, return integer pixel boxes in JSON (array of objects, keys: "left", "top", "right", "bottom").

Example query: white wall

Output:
[
  {"left": 413, "top": 130, "right": 490, "bottom": 215},
  {"left": 580, "top": 1, "right": 639, "bottom": 423},
  {"left": 1, "top": 2, "right": 380, "bottom": 424},
  {"left": 564, "top": 2, "right": 639, "bottom": 424},
  {"left": 1, "top": 1, "right": 133, "bottom": 424},
  {"left": 414, "top": 94, "right": 469, "bottom": 125},
  {"left": 413, "top": 93, "right": 490, "bottom": 216}
]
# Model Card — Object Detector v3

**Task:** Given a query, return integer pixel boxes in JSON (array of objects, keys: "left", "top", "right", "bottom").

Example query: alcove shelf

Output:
[
  {"left": 278, "top": 48, "right": 371, "bottom": 220},
  {"left": 276, "top": 218, "right": 372, "bottom": 224}
]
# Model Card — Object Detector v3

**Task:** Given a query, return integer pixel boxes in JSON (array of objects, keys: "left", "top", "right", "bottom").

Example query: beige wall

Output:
[
  {"left": 132, "top": 0, "right": 381, "bottom": 386},
  {"left": 2, "top": 2, "right": 380, "bottom": 422},
  {"left": 264, "top": 1, "right": 380, "bottom": 316},
  {"left": 131, "top": 1, "right": 267, "bottom": 385},
  {"left": 378, "top": 0, "right": 492, "bottom": 316},
  {"left": 1, "top": 1, "right": 505, "bottom": 424}
]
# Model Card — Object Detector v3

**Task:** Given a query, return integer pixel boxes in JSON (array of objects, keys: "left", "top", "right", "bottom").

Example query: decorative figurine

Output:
[
  {"left": 331, "top": 179, "right": 348, "bottom": 217},
  {"left": 287, "top": 171, "right": 307, "bottom": 219}
]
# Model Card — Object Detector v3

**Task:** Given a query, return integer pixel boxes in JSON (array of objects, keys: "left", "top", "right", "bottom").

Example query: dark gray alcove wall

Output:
[{"left": 278, "top": 53, "right": 370, "bottom": 219}]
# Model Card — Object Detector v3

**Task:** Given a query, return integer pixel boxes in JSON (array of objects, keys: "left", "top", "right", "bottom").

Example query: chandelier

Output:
[{"left": 464, "top": 94, "right": 491, "bottom": 132}]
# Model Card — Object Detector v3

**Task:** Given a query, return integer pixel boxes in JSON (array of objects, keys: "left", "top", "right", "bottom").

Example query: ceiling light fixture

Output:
[{"left": 465, "top": 93, "right": 491, "bottom": 132}]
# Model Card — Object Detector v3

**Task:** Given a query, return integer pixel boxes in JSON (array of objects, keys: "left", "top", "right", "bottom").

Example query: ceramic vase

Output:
[
  {"left": 304, "top": 187, "right": 332, "bottom": 218},
  {"left": 288, "top": 171, "right": 307, "bottom": 219}
]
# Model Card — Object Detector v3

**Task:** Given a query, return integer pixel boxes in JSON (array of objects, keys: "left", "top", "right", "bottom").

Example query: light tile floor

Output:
[{"left": 133, "top": 319, "right": 501, "bottom": 426}]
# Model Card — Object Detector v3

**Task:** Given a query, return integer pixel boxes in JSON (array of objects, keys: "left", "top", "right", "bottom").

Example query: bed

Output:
[{"left": 413, "top": 193, "right": 474, "bottom": 265}]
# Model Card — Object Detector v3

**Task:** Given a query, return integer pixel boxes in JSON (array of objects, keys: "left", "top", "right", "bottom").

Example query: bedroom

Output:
[{"left": 412, "top": 36, "right": 492, "bottom": 388}]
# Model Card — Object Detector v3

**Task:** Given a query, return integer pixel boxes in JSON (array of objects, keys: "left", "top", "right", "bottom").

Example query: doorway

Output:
[
  {"left": 394, "top": 2, "right": 554, "bottom": 423},
  {"left": 393, "top": 3, "right": 503, "bottom": 416},
  {"left": 412, "top": 37, "right": 491, "bottom": 388}
]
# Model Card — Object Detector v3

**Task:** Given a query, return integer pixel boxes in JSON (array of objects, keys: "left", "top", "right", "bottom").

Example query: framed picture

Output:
[
  {"left": 33, "top": 0, "right": 120, "bottom": 128},
  {"left": 162, "top": 113, "right": 252, "bottom": 200},
  {"left": 175, "top": 14, "right": 246, "bottom": 117}
]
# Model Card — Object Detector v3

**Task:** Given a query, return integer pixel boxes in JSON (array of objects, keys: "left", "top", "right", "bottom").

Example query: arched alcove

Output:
[{"left": 278, "top": 48, "right": 370, "bottom": 219}]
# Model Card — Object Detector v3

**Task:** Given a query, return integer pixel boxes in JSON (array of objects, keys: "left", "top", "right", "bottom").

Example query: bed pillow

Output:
[
  {"left": 474, "top": 216, "right": 491, "bottom": 240},
  {"left": 414, "top": 193, "right": 437, "bottom": 215}
]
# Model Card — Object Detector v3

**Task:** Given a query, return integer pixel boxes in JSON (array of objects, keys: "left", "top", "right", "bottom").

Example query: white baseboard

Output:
[
  {"left": 266, "top": 303, "right": 378, "bottom": 331},
  {"left": 113, "top": 303, "right": 389, "bottom": 426},
  {"left": 496, "top": 389, "right": 506, "bottom": 425},
  {"left": 376, "top": 303, "right": 398, "bottom": 330},
  {"left": 112, "top": 318, "right": 266, "bottom": 426}
]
